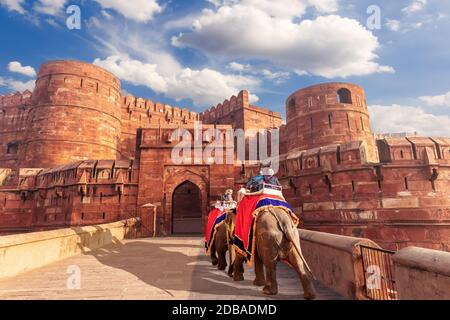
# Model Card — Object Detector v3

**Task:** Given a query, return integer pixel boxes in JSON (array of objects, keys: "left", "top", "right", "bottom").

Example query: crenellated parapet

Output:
[
  {"left": 0, "top": 90, "right": 32, "bottom": 107},
  {"left": 121, "top": 94, "right": 199, "bottom": 124},
  {"left": 200, "top": 90, "right": 248, "bottom": 123},
  {"left": 200, "top": 90, "right": 282, "bottom": 131}
]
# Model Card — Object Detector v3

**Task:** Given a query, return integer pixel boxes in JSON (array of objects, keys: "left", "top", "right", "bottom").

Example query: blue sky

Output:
[{"left": 1, "top": 0, "right": 450, "bottom": 135}]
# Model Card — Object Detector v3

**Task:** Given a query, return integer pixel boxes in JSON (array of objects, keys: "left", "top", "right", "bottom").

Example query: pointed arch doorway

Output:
[{"left": 172, "top": 180, "right": 202, "bottom": 234}]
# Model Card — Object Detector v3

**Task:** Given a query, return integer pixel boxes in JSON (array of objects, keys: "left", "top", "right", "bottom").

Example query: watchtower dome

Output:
[{"left": 284, "top": 83, "right": 378, "bottom": 162}]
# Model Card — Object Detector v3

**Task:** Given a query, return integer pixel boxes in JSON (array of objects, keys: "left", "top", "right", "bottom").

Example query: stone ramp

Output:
[{"left": 0, "top": 237, "right": 343, "bottom": 300}]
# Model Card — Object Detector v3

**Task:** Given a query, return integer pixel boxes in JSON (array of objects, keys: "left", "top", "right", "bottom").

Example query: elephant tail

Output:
[{"left": 267, "top": 207, "right": 316, "bottom": 280}]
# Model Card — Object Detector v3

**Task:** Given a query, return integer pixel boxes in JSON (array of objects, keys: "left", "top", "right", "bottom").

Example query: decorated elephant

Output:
[
  {"left": 205, "top": 189, "right": 237, "bottom": 276},
  {"left": 233, "top": 206, "right": 317, "bottom": 299},
  {"left": 209, "top": 208, "right": 236, "bottom": 277}
]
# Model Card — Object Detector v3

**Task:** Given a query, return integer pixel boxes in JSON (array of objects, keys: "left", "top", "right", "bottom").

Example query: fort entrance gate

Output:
[{"left": 172, "top": 181, "right": 202, "bottom": 234}]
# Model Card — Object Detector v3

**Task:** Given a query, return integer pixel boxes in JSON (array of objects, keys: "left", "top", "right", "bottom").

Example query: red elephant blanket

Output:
[
  {"left": 233, "top": 194, "right": 299, "bottom": 267},
  {"left": 205, "top": 207, "right": 227, "bottom": 255}
]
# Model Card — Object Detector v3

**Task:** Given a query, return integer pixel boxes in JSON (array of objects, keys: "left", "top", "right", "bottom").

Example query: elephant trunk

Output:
[{"left": 267, "top": 207, "right": 316, "bottom": 280}]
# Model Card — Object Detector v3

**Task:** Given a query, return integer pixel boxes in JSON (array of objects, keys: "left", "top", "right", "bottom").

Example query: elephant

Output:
[
  {"left": 210, "top": 209, "right": 236, "bottom": 277},
  {"left": 232, "top": 206, "right": 316, "bottom": 299}
]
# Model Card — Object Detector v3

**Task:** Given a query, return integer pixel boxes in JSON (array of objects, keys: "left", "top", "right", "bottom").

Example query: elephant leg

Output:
[
  {"left": 287, "top": 248, "right": 317, "bottom": 300},
  {"left": 227, "top": 244, "right": 235, "bottom": 277},
  {"left": 253, "top": 250, "right": 265, "bottom": 286},
  {"left": 210, "top": 242, "right": 219, "bottom": 266},
  {"left": 262, "top": 261, "right": 278, "bottom": 295},
  {"left": 233, "top": 253, "right": 246, "bottom": 282},
  {"left": 218, "top": 247, "right": 228, "bottom": 271}
]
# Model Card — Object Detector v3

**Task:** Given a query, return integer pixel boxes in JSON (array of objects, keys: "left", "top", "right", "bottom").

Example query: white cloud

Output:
[
  {"left": 1, "top": 0, "right": 27, "bottom": 14},
  {"left": 308, "top": 0, "right": 338, "bottom": 13},
  {"left": 227, "top": 62, "right": 250, "bottom": 72},
  {"left": 0, "top": 0, "right": 25, "bottom": 13},
  {"left": 101, "top": 9, "right": 113, "bottom": 20},
  {"left": 386, "top": 19, "right": 401, "bottom": 32},
  {"left": 86, "top": 16, "right": 102, "bottom": 29},
  {"left": 402, "top": 0, "right": 427, "bottom": 15},
  {"left": 0, "top": 76, "right": 35, "bottom": 92},
  {"left": 94, "top": 55, "right": 260, "bottom": 107},
  {"left": 227, "top": 62, "right": 290, "bottom": 83},
  {"left": 33, "top": 0, "right": 67, "bottom": 16},
  {"left": 207, "top": 0, "right": 338, "bottom": 15},
  {"left": 261, "top": 69, "right": 290, "bottom": 84},
  {"left": 419, "top": 91, "right": 450, "bottom": 107},
  {"left": 7, "top": 61, "right": 36, "bottom": 77},
  {"left": 94, "top": 55, "right": 168, "bottom": 93},
  {"left": 173, "top": 4, "right": 393, "bottom": 78},
  {"left": 369, "top": 104, "right": 450, "bottom": 136},
  {"left": 93, "top": 0, "right": 163, "bottom": 22},
  {"left": 45, "top": 18, "right": 59, "bottom": 27}
]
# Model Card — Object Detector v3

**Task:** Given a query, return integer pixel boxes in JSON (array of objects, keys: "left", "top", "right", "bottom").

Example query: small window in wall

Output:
[
  {"left": 360, "top": 117, "right": 365, "bottom": 131},
  {"left": 307, "top": 97, "right": 313, "bottom": 109},
  {"left": 404, "top": 177, "right": 409, "bottom": 190},
  {"left": 337, "top": 88, "right": 352, "bottom": 104},
  {"left": 400, "top": 150, "right": 404, "bottom": 159},
  {"left": 289, "top": 98, "right": 296, "bottom": 112},
  {"left": 308, "top": 184, "right": 313, "bottom": 195},
  {"left": 6, "top": 142, "right": 19, "bottom": 155},
  {"left": 336, "top": 146, "right": 341, "bottom": 164},
  {"left": 328, "top": 114, "right": 333, "bottom": 128}
]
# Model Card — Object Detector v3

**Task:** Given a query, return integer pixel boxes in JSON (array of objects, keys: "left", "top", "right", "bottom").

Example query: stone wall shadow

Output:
[{"left": 84, "top": 239, "right": 304, "bottom": 299}]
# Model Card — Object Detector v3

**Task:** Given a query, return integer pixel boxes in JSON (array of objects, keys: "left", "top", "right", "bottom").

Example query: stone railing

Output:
[
  {"left": 298, "top": 229, "right": 381, "bottom": 300},
  {"left": 0, "top": 218, "right": 140, "bottom": 281},
  {"left": 393, "top": 247, "right": 450, "bottom": 300}
]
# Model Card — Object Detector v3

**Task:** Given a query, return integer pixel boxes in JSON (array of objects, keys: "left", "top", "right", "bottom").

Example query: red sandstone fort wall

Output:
[
  {"left": 279, "top": 137, "right": 450, "bottom": 251},
  {"left": 0, "top": 91, "right": 32, "bottom": 169},
  {"left": 0, "top": 160, "right": 138, "bottom": 233},
  {"left": 119, "top": 95, "right": 199, "bottom": 160},
  {"left": 136, "top": 124, "right": 235, "bottom": 236},
  {"left": 1, "top": 59, "right": 449, "bottom": 252},
  {"left": 19, "top": 61, "right": 122, "bottom": 168},
  {"left": 200, "top": 90, "right": 282, "bottom": 131}
]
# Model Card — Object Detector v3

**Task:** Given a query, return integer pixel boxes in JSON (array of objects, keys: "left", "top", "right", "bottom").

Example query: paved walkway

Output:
[{"left": 0, "top": 237, "right": 343, "bottom": 300}]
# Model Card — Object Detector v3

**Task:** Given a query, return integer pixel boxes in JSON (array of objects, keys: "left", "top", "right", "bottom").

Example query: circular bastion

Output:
[{"left": 19, "top": 60, "right": 122, "bottom": 168}]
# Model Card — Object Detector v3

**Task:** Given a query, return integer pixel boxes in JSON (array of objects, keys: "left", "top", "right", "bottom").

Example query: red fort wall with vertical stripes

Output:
[{"left": 0, "top": 60, "right": 449, "bottom": 251}]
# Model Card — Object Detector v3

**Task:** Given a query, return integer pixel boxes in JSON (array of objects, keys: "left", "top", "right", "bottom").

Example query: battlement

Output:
[
  {"left": 200, "top": 90, "right": 249, "bottom": 122},
  {"left": 121, "top": 95, "right": 199, "bottom": 123},
  {"left": 13, "top": 159, "right": 135, "bottom": 192},
  {"left": 377, "top": 137, "right": 450, "bottom": 164},
  {"left": 0, "top": 90, "right": 32, "bottom": 108},
  {"left": 200, "top": 90, "right": 282, "bottom": 130}
]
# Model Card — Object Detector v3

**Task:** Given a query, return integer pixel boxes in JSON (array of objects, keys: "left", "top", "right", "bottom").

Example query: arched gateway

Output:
[{"left": 172, "top": 181, "right": 202, "bottom": 234}]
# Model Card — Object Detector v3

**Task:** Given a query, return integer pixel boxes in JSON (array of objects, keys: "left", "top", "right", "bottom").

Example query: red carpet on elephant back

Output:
[
  {"left": 205, "top": 207, "right": 227, "bottom": 255},
  {"left": 233, "top": 194, "right": 298, "bottom": 266}
]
